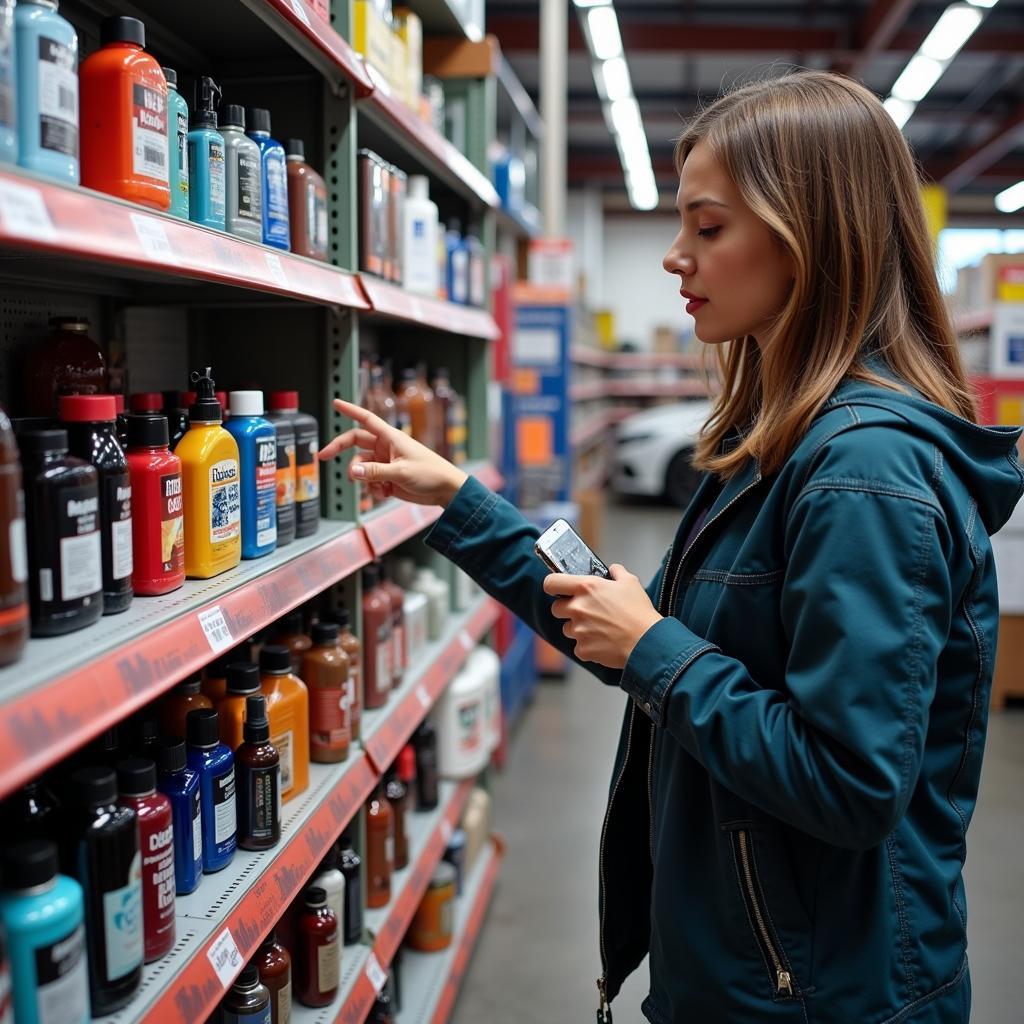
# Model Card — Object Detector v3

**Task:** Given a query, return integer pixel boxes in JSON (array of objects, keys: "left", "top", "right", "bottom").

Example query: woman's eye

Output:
[{"left": 697, "top": 226, "right": 721, "bottom": 239}]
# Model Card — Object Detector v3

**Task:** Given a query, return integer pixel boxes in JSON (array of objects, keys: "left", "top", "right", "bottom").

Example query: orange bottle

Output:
[
  {"left": 217, "top": 662, "right": 263, "bottom": 752},
  {"left": 259, "top": 645, "right": 310, "bottom": 803},
  {"left": 159, "top": 678, "right": 212, "bottom": 739},
  {"left": 79, "top": 16, "right": 170, "bottom": 211}
]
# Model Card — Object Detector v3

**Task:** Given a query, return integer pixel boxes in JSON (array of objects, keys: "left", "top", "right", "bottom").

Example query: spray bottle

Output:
[{"left": 187, "top": 76, "right": 225, "bottom": 231}]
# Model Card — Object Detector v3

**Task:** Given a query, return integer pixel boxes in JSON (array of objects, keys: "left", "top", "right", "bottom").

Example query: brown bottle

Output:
[
  {"left": 286, "top": 139, "right": 328, "bottom": 262},
  {"left": 235, "top": 694, "right": 281, "bottom": 851},
  {"left": 159, "top": 678, "right": 213, "bottom": 740},
  {"left": 294, "top": 886, "right": 340, "bottom": 1007},
  {"left": 395, "top": 368, "right": 437, "bottom": 450},
  {"left": 333, "top": 603, "right": 362, "bottom": 742},
  {"left": 378, "top": 564, "right": 405, "bottom": 688},
  {"left": 200, "top": 651, "right": 236, "bottom": 705},
  {"left": 365, "top": 782, "right": 393, "bottom": 909},
  {"left": 384, "top": 767, "right": 409, "bottom": 871},
  {"left": 257, "top": 929, "right": 292, "bottom": 1024},
  {"left": 0, "top": 405, "right": 28, "bottom": 665},
  {"left": 23, "top": 317, "right": 106, "bottom": 418},
  {"left": 302, "top": 621, "right": 351, "bottom": 764},
  {"left": 430, "top": 367, "right": 454, "bottom": 462},
  {"left": 266, "top": 610, "right": 312, "bottom": 675},
  {"left": 361, "top": 565, "right": 393, "bottom": 710},
  {"left": 365, "top": 364, "right": 397, "bottom": 428}
]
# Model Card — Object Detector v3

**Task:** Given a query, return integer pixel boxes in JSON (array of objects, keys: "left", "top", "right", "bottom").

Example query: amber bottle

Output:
[
  {"left": 395, "top": 368, "right": 437, "bottom": 450},
  {"left": 294, "top": 887, "right": 340, "bottom": 1008},
  {"left": 266, "top": 609, "right": 312, "bottom": 675},
  {"left": 384, "top": 767, "right": 409, "bottom": 871},
  {"left": 333, "top": 603, "right": 362, "bottom": 742},
  {"left": 159, "top": 678, "right": 212, "bottom": 739},
  {"left": 257, "top": 928, "right": 292, "bottom": 1024},
  {"left": 218, "top": 662, "right": 262, "bottom": 751},
  {"left": 365, "top": 783, "right": 393, "bottom": 909},
  {"left": 361, "top": 565, "right": 392, "bottom": 710},
  {"left": 378, "top": 564, "right": 405, "bottom": 689},
  {"left": 235, "top": 694, "right": 281, "bottom": 851},
  {"left": 259, "top": 645, "right": 311, "bottom": 804},
  {"left": 302, "top": 622, "right": 351, "bottom": 764}
]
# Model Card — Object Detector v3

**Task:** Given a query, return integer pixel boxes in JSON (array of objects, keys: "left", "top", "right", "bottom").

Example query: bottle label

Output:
[
  {"left": 266, "top": 155, "right": 289, "bottom": 240},
  {"left": 33, "top": 922, "right": 89, "bottom": 1023},
  {"left": 222, "top": 1006, "right": 272, "bottom": 1024},
  {"left": 0, "top": 10, "right": 13, "bottom": 132},
  {"left": 315, "top": 192, "right": 329, "bottom": 256},
  {"left": 142, "top": 817, "right": 176, "bottom": 944},
  {"left": 312, "top": 684, "right": 348, "bottom": 745},
  {"left": 272, "top": 730, "right": 294, "bottom": 795},
  {"left": 255, "top": 437, "right": 278, "bottom": 548},
  {"left": 376, "top": 627, "right": 391, "bottom": 700},
  {"left": 36, "top": 37, "right": 77, "bottom": 157},
  {"left": 213, "top": 766, "right": 237, "bottom": 847},
  {"left": 176, "top": 111, "right": 190, "bottom": 197},
  {"left": 58, "top": 487, "right": 101, "bottom": 602},
  {"left": 161, "top": 472, "right": 185, "bottom": 573},
  {"left": 9, "top": 492, "right": 26, "bottom": 583},
  {"left": 458, "top": 699, "right": 482, "bottom": 753},
  {"left": 317, "top": 935, "right": 340, "bottom": 993},
  {"left": 278, "top": 980, "right": 292, "bottom": 1024},
  {"left": 304, "top": 180, "right": 317, "bottom": 249},
  {"left": 132, "top": 84, "right": 168, "bottom": 184},
  {"left": 392, "top": 625, "right": 404, "bottom": 678},
  {"left": 276, "top": 439, "right": 296, "bottom": 509},
  {"left": 295, "top": 429, "right": 320, "bottom": 508},
  {"left": 236, "top": 149, "right": 261, "bottom": 223},
  {"left": 452, "top": 249, "right": 469, "bottom": 304},
  {"left": 209, "top": 139, "right": 226, "bottom": 220},
  {"left": 102, "top": 851, "right": 143, "bottom": 982},
  {"left": 244, "top": 762, "right": 280, "bottom": 840},
  {"left": 209, "top": 458, "right": 241, "bottom": 548},
  {"left": 191, "top": 785, "right": 203, "bottom": 867},
  {"left": 385, "top": 835, "right": 394, "bottom": 869},
  {"left": 103, "top": 476, "right": 133, "bottom": 582}
]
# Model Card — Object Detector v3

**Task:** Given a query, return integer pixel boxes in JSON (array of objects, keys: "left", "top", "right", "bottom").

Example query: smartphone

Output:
[{"left": 534, "top": 519, "right": 610, "bottom": 578}]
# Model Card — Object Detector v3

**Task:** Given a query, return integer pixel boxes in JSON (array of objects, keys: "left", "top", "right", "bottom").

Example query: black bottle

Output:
[
  {"left": 413, "top": 721, "right": 439, "bottom": 812},
  {"left": 128, "top": 714, "right": 160, "bottom": 760},
  {"left": 65, "top": 767, "right": 143, "bottom": 1015},
  {"left": 235, "top": 694, "right": 281, "bottom": 851},
  {"left": 369, "top": 989, "right": 395, "bottom": 1023},
  {"left": 219, "top": 960, "right": 271, "bottom": 1023},
  {"left": 161, "top": 391, "right": 189, "bottom": 451},
  {"left": 338, "top": 832, "right": 363, "bottom": 945},
  {"left": 0, "top": 779, "right": 61, "bottom": 845}
]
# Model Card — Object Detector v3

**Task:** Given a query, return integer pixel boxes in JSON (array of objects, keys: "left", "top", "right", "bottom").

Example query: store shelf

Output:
[
  {"left": 361, "top": 596, "right": 501, "bottom": 773},
  {"left": 607, "top": 379, "right": 713, "bottom": 399},
  {"left": 406, "top": 0, "right": 484, "bottom": 40},
  {"left": 570, "top": 410, "right": 616, "bottom": 451},
  {"left": 359, "top": 276, "right": 501, "bottom": 339},
  {"left": 609, "top": 352, "right": 704, "bottom": 371},
  {"left": 493, "top": 203, "right": 542, "bottom": 240},
  {"left": 396, "top": 835, "right": 504, "bottom": 1024},
  {"left": 570, "top": 346, "right": 614, "bottom": 369},
  {"left": 0, "top": 169, "right": 370, "bottom": 308},
  {"left": 568, "top": 381, "right": 608, "bottom": 402},
  {"left": 954, "top": 309, "right": 994, "bottom": 333},
  {"left": 0, "top": 521, "right": 372, "bottom": 800}
]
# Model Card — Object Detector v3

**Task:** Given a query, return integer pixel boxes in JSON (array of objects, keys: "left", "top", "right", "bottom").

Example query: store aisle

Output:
[{"left": 450, "top": 498, "right": 1024, "bottom": 1024}]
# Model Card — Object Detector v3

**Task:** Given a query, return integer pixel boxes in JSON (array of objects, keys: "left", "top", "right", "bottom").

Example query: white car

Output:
[{"left": 612, "top": 400, "right": 714, "bottom": 507}]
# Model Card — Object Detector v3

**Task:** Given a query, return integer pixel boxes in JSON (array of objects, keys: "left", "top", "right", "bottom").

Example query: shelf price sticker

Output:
[
  {"left": 264, "top": 252, "right": 289, "bottom": 288},
  {"left": 289, "top": 0, "right": 311, "bottom": 26},
  {"left": 0, "top": 179, "right": 56, "bottom": 242},
  {"left": 365, "top": 952, "right": 388, "bottom": 993},
  {"left": 198, "top": 605, "right": 234, "bottom": 653},
  {"left": 416, "top": 684, "right": 431, "bottom": 710},
  {"left": 459, "top": 629, "right": 474, "bottom": 652},
  {"left": 130, "top": 213, "right": 178, "bottom": 265},
  {"left": 207, "top": 927, "right": 243, "bottom": 986}
]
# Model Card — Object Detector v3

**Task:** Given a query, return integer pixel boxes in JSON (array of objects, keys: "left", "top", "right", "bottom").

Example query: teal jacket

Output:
[{"left": 426, "top": 376, "right": 1023, "bottom": 1024}]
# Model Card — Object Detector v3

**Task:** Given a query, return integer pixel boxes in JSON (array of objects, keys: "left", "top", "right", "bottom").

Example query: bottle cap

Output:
[
  {"left": 176, "top": 678, "right": 202, "bottom": 696},
  {"left": 248, "top": 108, "right": 272, "bottom": 134},
  {"left": 133, "top": 715, "right": 160, "bottom": 751},
  {"left": 243, "top": 694, "right": 271, "bottom": 744},
  {"left": 113, "top": 394, "right": 125, "bottom": 414},
  {"left": 188, "top": 368, "right": 223, "bottom": 422},
  {"left": 227, "top": 662, "right": 261, "bottom": 695},
  {"left": 156, "top": 737, "right": 187, "bottom": 774},
  {"left": 163, "top": 67, "right": 178, "bottom": 88},
  {"left": 69, "top": 766, "right": 118, "bottom": 807},
  {"left": 228, "top": 391, "right": 264, "bottom": 417},
  {"left": 126, "top": 413, "right": 169, "bottom": 449},
  {"left": 268, "top": 390, "right": 299, "bottom": 412},
  {"left": 11, "top": 417, "right": 54, "bottom": 435},
  {"left": 363, "top": 564, "right": 380, "bottom": 589},
  {"left": 277, "top": 610, "right": 304, "bottom": 634},
  {"left": 59, "top": 395, "right": 117, "bottom": 423},
  {"left": 1, "top": 839, "right": 58, "bottom": 890},
  {"left": 286, "top": 138, "right": 305, "bottom": 160},
  {"left": 130, "top": 392, "right": 164, "bottom": 413},
  {"left": 16, "top": 429, "right": 68, "bottom": 457},
  {"left": 317, "top": 845, "right": 338, "bottom": 873},
  {"left": 260, "top": 645, "right": 292, "bottom": 675},
  {"left": 220, "top": 104, "right": 245, "bottom": 130},
  {"left": 311, "top": 621, "right": 339, "bottom": 645},
  {"left": 304, "top": 886, "right": 327, "bottom": 907},
  {"left": 260, "top": 928, "right": 280, "bottom": 949},
  {"left": 408, "top": 175, "right": 430, "bottom": 201},
  {"left": 205, "top": 650, "right": 240, "bottom": 680},
  {"left": 235, "top": 963, "right": 260, "bottom": 989},
  {"left": 187, "top": 707, "right": 220, "bottom": 749},
  {"left": 332, "top": 603, "right": 351, "bottom": 629},
  {"left": 117, "top": 758, "right": 157, "bottom": 796},
  {"left": 193, "top": 77, "right": 221, "bottom": 130},
  {"left": 100, "top": 15, "right": 145, "bottom": 48},
  {"left": 398, "top": 745, "right": 416, "bottom": 783},
  {"left": 415, "top": 719, "right": 436, "bottom": 744},
  {"left": 49, "top": 316, "right": 89, "bottom": 332}
]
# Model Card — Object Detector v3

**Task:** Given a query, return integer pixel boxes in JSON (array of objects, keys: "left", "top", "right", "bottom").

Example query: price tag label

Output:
[
  {"left": 416, "top": 684, "right": 431, "bottom": 710},
  {"left": 459, "top": 630, "right": 474, "bottom": 652},
  {"left": 198, "top": 605, "right": 234, "bottom": 653},
  {"left": 0, "top": 179, "right": 56, "bottom": 242},
  {"left": 207, "top": 927, "right": 243, "bottom": 986},
  {"left": 290, "top": 0, "right": 311, "bottom": 26},
  {"left": 130, "top": 213, "right": 178, "bottom": 264},
  {"left": 265, "top": 252, "right": 288, "bottom": 288},
  {"left": 365, "top": 952, "right": 388, "bottom": 993}
]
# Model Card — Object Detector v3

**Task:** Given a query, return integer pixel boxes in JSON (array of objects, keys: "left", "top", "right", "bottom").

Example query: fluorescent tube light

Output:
[
  {"left": 966, "top": 0, "right": 998, "bottom": 8},
  {"left": 891, "top": 55, "right": 944, "bottom": 102},
  {"left": 587, "top": 5, "right": 623, "bottom": 60},
  {"left": 883, "top": 96, "right": 916, "bottom": 128},
  {"left": 599, "top": 56, "right": 632, "bottom": 101},
  {"left": 920, "top": 4, "right": 983, "bottom": 61},
  {"left": 629, "top": 179, "right": 660, "bottom": 211},
  {"left": 995, "top": 180, "right": 1024, "bottom": 212},
  {"left": 573, "top": 0, "right": 612, "bottom": 6}
]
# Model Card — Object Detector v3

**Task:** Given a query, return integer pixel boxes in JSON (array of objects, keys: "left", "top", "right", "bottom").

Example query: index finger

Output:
[
  {"left": 332, "top": 398, "right": 395, "bottom": 439},
  {"left": 542, "top": 573, "right": 589, "bottom": 597}
]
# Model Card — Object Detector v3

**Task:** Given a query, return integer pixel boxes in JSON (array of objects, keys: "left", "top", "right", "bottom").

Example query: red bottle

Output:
[
  {"left": 125, "top": 414, "right": 184, "bottom": 596},
  {"left": 378, "top": 564, "right": 406, "bottom": 688},
  {"left": 361, "top": 565, "right": 393, "bottom": 710},
  {"left": 116, "top": 758, "right": 175, "bottom": 962},
  {"left": 129, "top": 392, "right": 163, "bottom": 414},
  {"left": 294, "top": 886, "right": 340, "bottom": 1007}
]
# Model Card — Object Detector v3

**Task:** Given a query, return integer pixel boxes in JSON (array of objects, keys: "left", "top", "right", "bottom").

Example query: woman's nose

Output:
[{"left": 663, "top": 240, "right": 694, "bottom": 277}]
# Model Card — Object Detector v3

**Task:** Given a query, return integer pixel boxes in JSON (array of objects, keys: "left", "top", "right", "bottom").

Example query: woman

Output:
[{"left": 320, "top": 72, "right": 1023, "bottom": 1023}]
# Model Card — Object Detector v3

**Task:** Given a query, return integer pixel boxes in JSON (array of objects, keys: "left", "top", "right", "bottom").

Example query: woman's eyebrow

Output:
[{"left": 680, "top": 197, "right": 730, "bottom": 212}]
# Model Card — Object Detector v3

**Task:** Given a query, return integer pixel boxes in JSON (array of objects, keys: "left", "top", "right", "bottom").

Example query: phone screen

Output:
[{"left": 546, "top": 527, "right": 610, "bottom": 577}]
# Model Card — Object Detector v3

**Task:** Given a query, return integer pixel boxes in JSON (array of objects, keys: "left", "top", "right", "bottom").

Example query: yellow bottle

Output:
[{"left": 178, "top": 368, "right": 242, "bottom": 578}]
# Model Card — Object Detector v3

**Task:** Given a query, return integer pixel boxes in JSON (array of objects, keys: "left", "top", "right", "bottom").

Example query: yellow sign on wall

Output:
[{"left": 920, "top": 184, "right": 948, "bottom": 251}]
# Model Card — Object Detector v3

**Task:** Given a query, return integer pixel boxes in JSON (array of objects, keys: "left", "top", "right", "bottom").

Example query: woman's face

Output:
[{"left": 663, "top": 142, "right": 794, "bottom": 345}]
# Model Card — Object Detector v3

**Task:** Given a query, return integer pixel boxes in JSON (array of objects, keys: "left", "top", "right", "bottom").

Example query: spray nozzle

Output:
[
  {"left": 188, "top": 367, "right": 222, "bottom": 422},
  {"left": 244, "top": 694, "right": 271, "bottom": 744},
  {"left": 192, "top": 77, "right": 222, "bottom": 130}
]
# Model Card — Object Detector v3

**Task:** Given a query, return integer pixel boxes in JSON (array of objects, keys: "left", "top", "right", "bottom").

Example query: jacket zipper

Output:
[
  {"left": 645, "top": 544, "right": 674, "bottom": 862},
  {"left": 737, "top": 829, "right": 795, "bottom": 997}
]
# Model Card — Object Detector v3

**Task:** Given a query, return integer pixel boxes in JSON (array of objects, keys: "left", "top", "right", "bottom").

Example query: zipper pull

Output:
[
  {"left": 776, "top": 970, "right": 793, "bottom": 996},
  {"left": 596, "top": 977, "right": 614, "bottom": 1023}
]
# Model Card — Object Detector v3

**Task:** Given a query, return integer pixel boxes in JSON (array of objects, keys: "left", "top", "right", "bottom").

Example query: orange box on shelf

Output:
[{"left": 422, "top": 35, "right": 499, "bottom": 79}]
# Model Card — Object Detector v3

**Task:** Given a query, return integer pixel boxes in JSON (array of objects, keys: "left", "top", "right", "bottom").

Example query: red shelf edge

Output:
[
  {"left": 363, "top": 502, "right": 444, "bottom": 558},
  {"left": 358, "top": 276, "right": 501, "bottom": 340}
]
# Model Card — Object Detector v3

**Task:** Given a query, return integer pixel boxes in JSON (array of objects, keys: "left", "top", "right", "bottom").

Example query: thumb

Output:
[
  {"left": 351, "top": 461, "right": 401, "bottom": 484},
  {"left": 608, "top": 563, "right": 630, "bottom": 581}
]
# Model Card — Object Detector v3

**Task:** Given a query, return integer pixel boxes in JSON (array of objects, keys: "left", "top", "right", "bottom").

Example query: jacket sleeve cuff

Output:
[
  {"left": 621, "top": 616, "right": 718, "bottom": 726},
  {"left": 424, "top": 475, "right": 499, "bottom": 562}
]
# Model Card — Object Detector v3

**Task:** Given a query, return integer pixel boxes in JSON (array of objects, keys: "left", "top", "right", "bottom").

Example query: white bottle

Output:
[
  {"left": 402, "top": 175, "right": 439, "bottom": 296},
  {"left": 466, "top": 646, "right": 502, "bottom": 754},
  {"left": 311, "top": 846, "right": 346, "bottom": 930},
  {"left": 432, "top": 661, "right": 489, "bottom": 779},
  {"left": 403, "top": 590, "right": 430, "bottom": 666},
  {"left": 412, "top": 567, "right": 450, "bottom": 641}
]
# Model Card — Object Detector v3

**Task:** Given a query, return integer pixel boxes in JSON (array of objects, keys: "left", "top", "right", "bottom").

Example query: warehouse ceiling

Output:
[{"left": 486, "top": 0, "right": 1024, "bottom": 218}]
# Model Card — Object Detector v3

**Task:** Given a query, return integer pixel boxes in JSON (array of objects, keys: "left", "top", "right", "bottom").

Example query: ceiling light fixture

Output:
[
  {"left": 599, "top": 56, "right": 632, "bottom": 101},
  {"left": 995, "top": 181, "right": 1024, "bottom": 213},
  {"left": 920, "top": 4, "right": 983, "bottom": 61},
  {"left": 586, "top": 5, "right": 623, "bottom": 60}
]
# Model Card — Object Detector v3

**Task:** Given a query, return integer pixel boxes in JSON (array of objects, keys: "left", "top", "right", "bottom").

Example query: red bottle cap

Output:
[
  {"left": 269, "top": 390, "right": 299, "bottom": 412},
  {"left": 180, "top": 391, "right": 198, "bottom": 408},
  {"left": 112, "top": 394, "right": 125, "bottom": 414},
  {"left": 60, "top": 394, "right": 117, "bottom": 422},
  {"left": 398, "top": 745, "right": 416, "bottom": 783},
  {"left": 216, "top": 391, "right": 229, "bottom": 412},
  {"left": 130, "top": 392, "right": 163, "bottom": 412}
]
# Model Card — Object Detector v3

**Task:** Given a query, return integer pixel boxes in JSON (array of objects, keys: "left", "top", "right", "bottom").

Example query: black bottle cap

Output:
[
  {"left": 243, "top": 694, "right": 270, "bottom": 744},
  {"left": 187, "top": 707, "right": 220, "bottom": 749},
  {"left": 304, "top": 886, "right": 327, "bottom": 906},
  {"left": 192, "top": 77, "right": 221, "bottom": 131},
  {"left": 260, "top": 928, "right": 279, "bottom": 949},
  {"left": 221, "top": 104, "right": 245, "bottom": 130},
  {"left": 332, "top": 603, "right": 351, "bottom": 629},
  {"left": 117, "top": 758, "right": 157, "bottom": 796},
  {"left": 260, "top": 645, "right": 291, "bottom": 675},
  {"left": 317, "top": 844, "right": 338, "bottom": 873},
  {"left": 277, "top": 610, "right": 304, "bottom": 634},
  {"left": 415, "top": 719, "right": 436, "bottom": 743},
  {"left": 286, "top": 138, "right": 305, "bottom": 160},
  {"left": 126, "top": 413, "right": 169, "bottom": 449},
  {"left": 133, "top": 715, "right": 159, "bottom": 751},
  {"left": 1, "top": 839, "right": 58, "bottom": 890},
  {"left": 227, "top": 662, "right": 261, "bottom": 695},
  {"left": 11, "top": 417, "right": 54, "bottom": 435},
  {"left": 235, "top": 963, "right": 259, "bottom": 989},
  {"left": 205, "top": 650, "right": 240, "bottom": 679},
  {"left": 175, "top": 678, "right": 202, "bottom": 696},
  {"left": 363, "top": 564, "right": 380, "bottom": 588},
  {"left": 311, "top": 622, "right": 339, "bottom": 645},
  {"left": 16, "top": 429, "right": 68, "bottom": 457},
  {"left": 188, "top": 368, "right": 223, "bottom": 422},
  {"left": 162, "top": 67, "right": 178, "bottom": 88},
  {"left": 70, "top": 766, "right": 117, "bottom": 807},
  {"left": 101, "top": 15, "right": 145, "bottom": 48},
  {"left": 156, "top": 737, "right": 187, "bottom": 774},
  {"left": 248, "top": 108, "right": 272, "bottom": 134}
]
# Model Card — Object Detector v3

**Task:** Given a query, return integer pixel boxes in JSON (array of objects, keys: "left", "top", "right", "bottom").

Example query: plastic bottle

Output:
[
  {"left": 155, "top": 738, "right": 203, "bottom": 896},
  {"left": 413, "top": 721, "right": 439, "bottom": 812},
  {"left": 158, "top": 678, "right": 211, "bottom": 740},
  {"left": 432, "top": 661, "right": 488, "bottom": 780},
  {"left": 79, "top": 16, "right": 169, "bottom": 210},
  {"left": 310, "top": 846, "right": 345, "bottom": 932},
  {"left": 220, "top": 961, "right": 271, "bottom": 1024},
  {"left": 185, "top": 708, "right": 237, "bottom": 873},
  {"left": 64, "top": 767, "right": 142, "bottom": 1015},
  {"left": 361, "top": 565, "right": 392, "bottom": 710},
  {"left": 218, "top": 661, "right": 262, "bottom": 750},
  {"left": 396, "top": 368, "right": 437, "bottom": 450},
  {"left": 258, "top": 645, "right": 310, "bottom": 804},
  {"left": 332, "top": 603, "right": 361, "bottom": 742},
  {"left": 125, "top": 413, "right": 184, "bottom": 596},
  {"left": 225, "top": 391, "right": 277, "bottom": 559},
  {"left": 384, "top": 766, "right": 409, "bottom": 871},
  {"left": 178, "top": 369, "right": 241, "bottom": 578},
  {"left": 266, "top": 610, "right": 311, "bottom": 675},
  {"left": 338, "top": 833, "right": 363, "bottom": 945},
  {"left": 365, "top": 783, "right": 393, "bottom": 909},
  {"left": 219, "top": 105, "right": 262, "bottom": 242},
  {"left": 412, "top": 566, "right": 450, "bottom": 641},
  {"left": 0, "top": 0, "right": 15, "bottom": 165},
  {"left": 285, "top": 139, "right": 328, "bottom": 261},
  {"left": 464, "top": 224, "right": 487, "bottom": 308},
  {"left": 0, "top": 406, "right": 28, "bottom": 666},
  {"left": 187, "top": 77, "right": 225, "bottom": 231},
  {"left": 263, "top": 395, "right": 296, "bottom": 548},
  {"left": 235, "top": 694, "right": 281, "bottom": 851},
  {"left": 17, "top": 429, "right": 102, "bottom": 636},
  {"left": 160, "top": 393, "right": 189, "bottom": 452},
  {"left": 257, "top": 930, "right": 291, "bottom": 1024},
  {"left": 0, "top": 780, "right": 60, "bottom": 847},
  {"left": 22, "top": 318, "right": 105, "bottom": 420},
  {"left": 201, "top": 649, "right": 238, "bottom": 705},
  {"left": 116, "top": 759, "right": 174, "bottom": 963},
  {"left": 303, "top": 621, "right": 351, "bottom": 763},
  {"left": 247, "top": 108, "right": 290, "bottom": 251},
  {"left": 14, "top": 0, "right": 78, "bottom": 184},
  {"left": 445, "top": 220, "right": 469, "bottom": 305},
  {"left": 59, "top": 395, "right": 132, "bottom": 615},
  {"left": 0, "top": 840, "right": 88, "bottom": 1024},
  {"left": 379, "top": 564, "right": 405, "bottom": 688},
  {"left": 401, "top": 176, "right": 438, "bottom": 296},
  {"left": 161, "top": 67, "right": 189, "bottom": 218},
  {"left": 267, "top": 392, "right": 319, "bottom": 538},
  {"left": 294, "top": 887, "right": 339, "bottom": 1008}
]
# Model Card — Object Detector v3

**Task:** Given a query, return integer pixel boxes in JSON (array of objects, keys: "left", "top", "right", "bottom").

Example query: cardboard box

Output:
[
  {"left": 353, "top": 1, "right": 392, "bottom": 84},
  {"left": 394, "top": 8, "right": 423, "bottom": 109},
  {"left": 992, "top": 614, "right": 1024, "bottom": 709},
  {"left": 422, "top": 35, "right": 499, "bottom": 79},
  {"left": 989, "top": 303, "right": 1024, "bottom": 377},
  {"left": 979, "top": 253, "right": 1024, "bottom": 304}
]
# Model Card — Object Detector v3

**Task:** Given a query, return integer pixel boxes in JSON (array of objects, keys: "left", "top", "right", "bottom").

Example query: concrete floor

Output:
[{"left": 450, "top": 498, "right": 1024, "bottom": 1024}]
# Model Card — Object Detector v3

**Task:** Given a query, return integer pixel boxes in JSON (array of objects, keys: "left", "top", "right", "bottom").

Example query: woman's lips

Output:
[{"left": 682, "top": 291, "right": 707, "bottom": 314}]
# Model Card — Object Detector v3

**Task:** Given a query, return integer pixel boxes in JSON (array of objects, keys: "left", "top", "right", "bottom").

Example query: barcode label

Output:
[
  {"left": 58, "top": 86, "right": 75, "bottom": 113},
  {"left": 416, "top": 684, "right": 431, "bottom": 710},
  {"left": 206, "top": 927, "right": 243, "bottom": 986},
  {"left": 145, "top": 146, "right": 165, "bottom": 167},
  {"left": 365, "top": 952, "right": 387, "bottom": 993},
  {"left": 130, "top": 213, "right": 177, "bottom": 265},
  {"left": 198, "top": 605, "right": 233, "bottom": 653},
  {"left": 0, "top": 180, "right": 56, "bottom": 242}
]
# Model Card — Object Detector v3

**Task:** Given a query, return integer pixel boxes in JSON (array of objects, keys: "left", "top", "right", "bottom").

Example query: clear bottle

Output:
[
  {"left": 247, "top": 108, "right": 290, "bottom": 251},
  {"left": 220, "top": 961, "right": 272, "bottom": 1024},
  {"left": 219, "top": 105, "right": 263, "bottom": 243}
]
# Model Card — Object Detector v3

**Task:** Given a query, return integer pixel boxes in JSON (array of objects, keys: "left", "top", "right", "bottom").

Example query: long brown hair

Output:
[{"left": 676, "top": 71, "right": 976, "bottom": 478}]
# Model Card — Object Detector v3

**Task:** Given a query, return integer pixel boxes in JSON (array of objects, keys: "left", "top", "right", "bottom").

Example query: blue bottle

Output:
[
  {"left": 464, "top": 224, "right": 487, "bottom": 308},
  {"left": 0, "top": 0, "right": 17, "bottom": 164},
  {"left": 445, "top": 219, "right": 469, "bottom": 305},
  {"left": 0, "top": 840, "right": 88, "bottom": 1024},
  {"left": 225, "top": 391, "right": 277, "bottom": 559},
  {"left": 246, "top": 107, "right": 290, "bottom": 250},
  {"left": 156, "top": 738, "right": 203, "bottom": 895},
  {"left": 187, "top": 76, "right": 225, "bottom": 230},
  {"left": 163, "top": 67, "right": 189, "bottom": 219},
  {"left": 186, "top": 708, "right": 236, "bottom": 872},
  {"left": 14, "top": 0, "right": 79, "bottom": 183}
]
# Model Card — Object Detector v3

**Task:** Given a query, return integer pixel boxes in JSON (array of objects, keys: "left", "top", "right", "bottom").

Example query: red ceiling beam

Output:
[
  {"left": 837, "top": 0, "right": 917, "bottom": 77},
  {"left": 928, "top": 100, "right": 1024, "bottom": 192}
]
